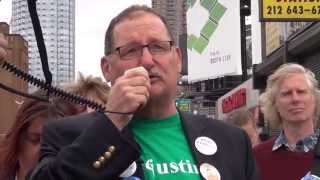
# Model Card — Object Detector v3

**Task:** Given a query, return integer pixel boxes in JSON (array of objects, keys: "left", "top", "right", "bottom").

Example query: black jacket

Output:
[{"left": 28, "top": 111, "right": 258, "bottom": 180}]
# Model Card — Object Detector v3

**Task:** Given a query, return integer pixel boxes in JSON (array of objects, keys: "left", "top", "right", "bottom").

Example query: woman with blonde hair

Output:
[
  {"left": 64, "top": 72, "right": 110, "bottom": 113},
  {"left": 226, "top": 108, "right": 261, "bottom": 147}
]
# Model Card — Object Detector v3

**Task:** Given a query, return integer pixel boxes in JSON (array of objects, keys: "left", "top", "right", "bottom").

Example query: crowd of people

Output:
[{"left": 0, "top": 4, "right": 320, "bottom": 180}]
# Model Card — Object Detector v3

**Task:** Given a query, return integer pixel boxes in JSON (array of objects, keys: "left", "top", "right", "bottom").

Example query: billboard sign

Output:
[
  {"left": 187, "top": 0, "right": 242, "bottom": 82},
  {"left": 260, "top": 0, "right": 320, "bottom": 21}
]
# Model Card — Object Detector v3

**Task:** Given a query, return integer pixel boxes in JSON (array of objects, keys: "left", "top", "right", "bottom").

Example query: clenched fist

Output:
[{"left": 105, "top": 66, "right": 151, "bottom": 130}]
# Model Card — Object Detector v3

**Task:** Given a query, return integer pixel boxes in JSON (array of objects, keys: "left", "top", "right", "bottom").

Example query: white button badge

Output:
[
  {"left": 119, "top": 161, "right": 137, "bottom": 178},
  {"left": 200, "top": 163, "right": 221, "bottom": 180},
  {"left": 195, "top": 136, "right": 217, "bottom": 155}
]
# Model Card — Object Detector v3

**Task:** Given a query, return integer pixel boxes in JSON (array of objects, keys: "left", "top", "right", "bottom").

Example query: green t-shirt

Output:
[{"left": 130, "top": 113, "right": 201, "bottom": 180}]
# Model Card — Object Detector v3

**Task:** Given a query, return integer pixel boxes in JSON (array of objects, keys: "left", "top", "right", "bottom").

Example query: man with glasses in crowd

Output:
[{"left": 17, "top": 5, "right": 258, "bottom": 180}]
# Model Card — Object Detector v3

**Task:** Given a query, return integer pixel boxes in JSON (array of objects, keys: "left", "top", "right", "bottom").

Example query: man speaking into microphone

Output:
[{"left": 28, "top": 5, "right": 258, "bottom": 180}]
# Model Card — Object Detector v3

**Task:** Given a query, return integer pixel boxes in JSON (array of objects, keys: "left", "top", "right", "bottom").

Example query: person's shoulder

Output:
[{"left": 253, "top": 137, "right": 276, "bottom": 153}]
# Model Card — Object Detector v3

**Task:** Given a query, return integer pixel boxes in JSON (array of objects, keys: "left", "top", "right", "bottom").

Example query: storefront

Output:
[{"left": 253, "top": 22, "right": 320, "bottom": 89}]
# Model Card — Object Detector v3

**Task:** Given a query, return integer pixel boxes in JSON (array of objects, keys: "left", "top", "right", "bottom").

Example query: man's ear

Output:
[
  {"left": 174, "top": 47, "right": 182, "bottom": 74},
  {"left": 101, "top": 56, "right": 111, "bottom": 82}
]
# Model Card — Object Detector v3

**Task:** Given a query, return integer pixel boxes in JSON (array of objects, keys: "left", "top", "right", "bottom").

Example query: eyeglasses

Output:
[{"left": 113, "top": 40, "right": 173, "bottom": 60}]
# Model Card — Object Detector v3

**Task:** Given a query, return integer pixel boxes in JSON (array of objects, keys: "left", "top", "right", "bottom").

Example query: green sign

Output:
[
  {"left": 176, "top": 99, "right": 191, "bottom": 112},
  {"left": 187, "top": 0, "right": 227, "bottom": 53}
]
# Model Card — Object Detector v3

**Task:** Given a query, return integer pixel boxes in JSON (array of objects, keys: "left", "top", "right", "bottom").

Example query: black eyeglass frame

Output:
[{"left": 112, "top": 40, "right": 174, "bottom": 60}]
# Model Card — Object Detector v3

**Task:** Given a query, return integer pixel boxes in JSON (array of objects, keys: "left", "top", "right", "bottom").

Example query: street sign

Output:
[
  {"left": 176, "top": 98, "right": 191, "bottom": 112},
  {"left": 260, "top": 0, "right": 320, "bottom": 21}
]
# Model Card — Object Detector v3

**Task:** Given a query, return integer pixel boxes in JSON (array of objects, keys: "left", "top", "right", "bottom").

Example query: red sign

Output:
[{"left": 222, "top": 88, "right": 246, "bottom": 113}]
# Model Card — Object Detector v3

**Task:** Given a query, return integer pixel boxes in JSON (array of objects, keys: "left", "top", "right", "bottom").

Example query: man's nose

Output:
[
  {"left": 291, "top": 91, "right": 301, "bottom": 102},
  {"left": 140, "top": 46, "right": 154, "bottom": 67}
]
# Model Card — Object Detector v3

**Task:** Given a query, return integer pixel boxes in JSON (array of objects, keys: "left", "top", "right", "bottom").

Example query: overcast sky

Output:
[{"left": 0, "top": 0, "right": 151, "bottom": 79}]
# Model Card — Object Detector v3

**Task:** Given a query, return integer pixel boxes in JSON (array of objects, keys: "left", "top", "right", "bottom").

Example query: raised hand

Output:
[{"left": 105, "top": 66, "right": 151, "bottom": 130}]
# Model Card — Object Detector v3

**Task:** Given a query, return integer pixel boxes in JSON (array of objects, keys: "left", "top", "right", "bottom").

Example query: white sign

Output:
[
  {"left": 187, "top": 0, "right": 242, "bottom": 82},
  {"left": 216, "top": 78, "right": 260, "bottom": 120}
]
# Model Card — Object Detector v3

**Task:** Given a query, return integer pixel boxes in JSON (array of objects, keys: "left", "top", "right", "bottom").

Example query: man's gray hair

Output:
[
  {"left": 260, "top": 63, "right": 320, "bottom": 129},
  {"left": 104, "top": 5, "right": 174, "bottom": 55}
]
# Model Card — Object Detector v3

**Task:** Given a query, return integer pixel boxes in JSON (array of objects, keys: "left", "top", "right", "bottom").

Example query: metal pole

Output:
[{"left": 240, "top": 4, "right": 248, "bottom": 82}]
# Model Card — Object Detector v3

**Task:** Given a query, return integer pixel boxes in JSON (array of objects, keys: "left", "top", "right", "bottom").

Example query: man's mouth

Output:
[
  {"left": 149, "top": 74, "right": 160, "bottom": 82},
  {"left": 289, "top": 108, "right": 304, "bottom": 113},
  {"left": 148, "top": 69, "right": 162, "bottom": 82}
]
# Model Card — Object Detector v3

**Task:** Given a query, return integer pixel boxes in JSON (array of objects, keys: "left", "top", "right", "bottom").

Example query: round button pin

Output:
[
  {"left": 119, "top": 161, "right": 137, "bottom": 178},
  {"left": 195, "top": 136, "right": 217, "bottom": 155},
  {"left": 200, "top": 163, "right": 221, "bottom": 180}
]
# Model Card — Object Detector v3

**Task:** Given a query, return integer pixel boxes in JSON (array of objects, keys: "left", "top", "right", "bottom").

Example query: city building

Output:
[
  {"left": 152, "top": 0, "right": 186, "bottom": 45},
  {"left": 11, "top": 0, "right": 75, "bottom": 92},
  {"left": 253, "top": 22, "right": 320, "bottom": 89},
  {"left": 0, "top": 22, "right": 28, "bottom": 135}
]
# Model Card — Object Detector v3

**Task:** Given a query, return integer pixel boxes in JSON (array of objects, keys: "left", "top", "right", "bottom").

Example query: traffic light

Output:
[
  {"left": 240, "top": 0, "right": 251, "bottom": 16},
  {"left": 242, "top": 0, "right": 250, "bottom": 8}
]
